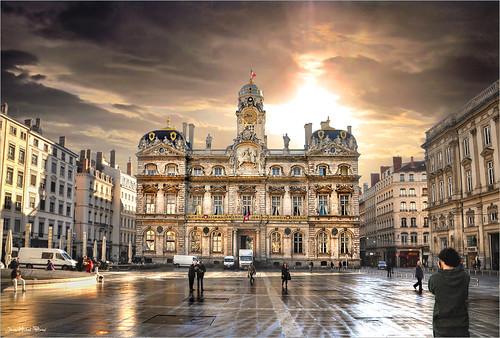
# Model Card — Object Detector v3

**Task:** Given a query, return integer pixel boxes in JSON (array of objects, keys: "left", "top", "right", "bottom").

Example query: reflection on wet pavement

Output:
[{"left": 1, "top": 271, "right": 498, "bottom": 337}]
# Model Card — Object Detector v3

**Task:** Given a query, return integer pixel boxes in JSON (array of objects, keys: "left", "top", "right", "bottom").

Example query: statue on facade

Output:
[
  {"left": 283, "top": 133, "right": 290, "bottom": 149},
  {"left": 206, "top": 134, "right": 212, "bottom": 149}
]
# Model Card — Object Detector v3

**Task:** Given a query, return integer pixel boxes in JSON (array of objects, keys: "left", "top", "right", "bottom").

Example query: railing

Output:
[{"left": 186, "top": 214, "right": 308, "bottom": 221}]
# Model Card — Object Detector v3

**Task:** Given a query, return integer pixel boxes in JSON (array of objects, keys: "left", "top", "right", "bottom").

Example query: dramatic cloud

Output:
[{"left": 1, "top": 1, "right": 498, "bottom": 184}]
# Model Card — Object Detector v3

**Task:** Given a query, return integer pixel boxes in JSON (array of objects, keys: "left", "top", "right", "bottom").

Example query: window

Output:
[
  {"left": 423, "top": 232, "right": 429, "bottom": 244},
  {"left": 293, "top": 232, "right": 303, "bottom": 254},
  {"left": 400, "top": 202, "right": 407, "bottom": 211},
  {"left": 446, "top": 146, "right": 452, "bottom": 164},
  {"left": 466, "top": 170, "right": 473, "bottom": 192},
  {"left": 400, "top": 188, "right": 406, "bottom": 196},
  {"left": 213, "top": 167, "right": 223, "bottom": 176},
  {"left": 165, "top": 194, "right": 176, "bottom": 214},
  {"left": 14, "top": 219, "right": 21, "bottom": 232},
  {"left": 487, "top": 161, "right": 494, "bottom": 186},
  {"left": 8, "top": 144, "right": 15, "bottom": 160},
  {"left": 271, "top": 232, "right": 281, "bottom": 254},
  {"left": 411, "top": 217, "right": 417, "bottom": 227},
  {"left": 318, "top": 165, "right": 327, "bottom": 176},
  {"left": 292, "top": 196, "right": 303, "bottom": 216},
  {"left": 467, "top": 235, "right": 477, "bottom": 248},
  {"left": 190, "top": 231, "right": 201, "bottom": 253},
  {"left": 59, "top": 183, "right": 64, "bottom": 196},
  {"left": 15, "top": 195, "right": 22, "bottom": 211},
  {"left": 3, "top": 218, "right": 10, "bottom": 231},
  {"left": 145, "top": 194, "right": 156, "bottom": 213},
  {"left": 422, "top": 187, "right": 428, "bottom": 196},
  {"left": 318, "top": 231, "right": 328, "bottom": 254},
  {"left": 4, "top": 193, "right": 12, "bottom": 209},
  {"left": 6, "top": 167, "right": 14, "bottom": 185},
  {"left": 51, "top": 162, "right": 57, "bottom": 174},
  {"left": 20, "top": 131, "right": 26, "bottom": 140},
  {"left": 401, "top": 233, "right": 408, "bottom": 244},
  {"left": 423, "top": 217, "right": 429, "bottom": 227},
  {"left": 463, "top": 137, "right": 470, "bottom": 157},
  {"left": 145, "top": 163, "right": 157, "bottom": 175},
  {"left": 17, "top": 171, "right": 24, "bottom": 188},
  {"left": 339, "top": 165, "right": 349, "bottom": 175},
  {"left": 318, "top": 195, "right": 328, "bottom": 215},
  {"left": 52, "top": 147, "right": 57, "bottom": 157},
  {"left": 242, "top": 195, "right": 252, "bottom": 215},
  {"left": 271, "top": 196, "right": 281, "bottom": 215},
  {"left": 192, "top": 195, "right": 203, "bottom": 215},
  {"left": 9, "top": 126, "right": 17, "bottom": 136},
  {"left": 193, "top": 167, "right": 203, "bottom": 176},
  {"left": 340, "top": 232, "right": 350, "bottom": 254},
  {"left": 409, "top": 174, "right": 414, "bottom": 182},
  {"left": 410, "top": 202, "right": 416, "bottom": 211},
  {"left": 431, "top": 183, "right": 436, "bottom": 202},
  {"left": 66, "top": 204, "right": 71, "bottom": 217},
  {"left": 165, "top": 231, "right": 176, "bottom": 252},
  {"left": 400, "top": 174, "right": 405, "bottom": 182},
  {"left": 212, "top": 231, "right": 222, "bottom": 252},
  {"left": 61, "top": 152, "right": 66, "bottom": 161},
  {"left": 29, "top": 194, "right": 36, "bottom": 208},
  {"left": 439, "top": 180, "right": 444, "bottom": 200},
  {"left": 166, "top": 164, "right": 176, "bottom": 176},
  {"left": 67, "top": 186, "right": 72, "bottom": 199},
  {"left": 467, "top": 212, "right": 475, "bottom": 227},
  {"left": 38, "top": 221, "right": 44, "bottom": 238},
  {"left": 409, "top": 188, "right": 415, "bottom": 196},
  {"left": 489, "top": 208, "right": 498, "bottom": 223},
  {"left": 50, "top": 181, "right": 56, "bottom": 193},
  {"left": 213, "top": 195, "right": 223, "bottom": 215},
  {"left": 423, "top": 201, "right": 428, "bottom": 210},
  {"left": 292, "top": 167, "right": 302, "bottom": 176},
  {"left": 19, "top": 149, "right": 25, "bottom": 164},
  {"left": 58, "top": 202, "right": 64, "bottom": 214},
  {"left": 60, "top": 165, "right": 65, "bottom": 177},
  {"left": 271, "top": 167, "right": 281, "bottom": 176},
  {"left": 483, "top": 125, "right": 491, "bottom": 146},
  {"left": 401, "top": 217, "right": 407, "bottom": 227},
  {"left": 339, "top": 195, "right": 349, "bottom": 216},
  {"left": 410, "top": 232, "right": 418, "bottom": 244},
  {"left": 144, "top": 230, "right": 155, "bottom": 251},
  {"left": 40, "top": 198, "right": 45, "bottom": 211},
  {"left": 68, "top": 169, "right": 73, "bottom": 180}
]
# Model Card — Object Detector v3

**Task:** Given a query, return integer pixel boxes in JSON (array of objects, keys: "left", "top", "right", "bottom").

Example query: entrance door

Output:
[
  {"left": 491, "top": 233, "right": 499, "bottom": 270},
  {"left": 240, "top": 235, "right": 254, "bottom": 250}
]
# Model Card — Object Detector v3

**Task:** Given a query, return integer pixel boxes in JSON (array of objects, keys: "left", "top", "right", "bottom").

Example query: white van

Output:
[
  {"left": 173, "top": 255, "right": 198, "bottom": 267},
  {"left": 18, "top": 248, "right": 77, "bottom": 270},
  {"left": 223, "top": 256, "right": 235, "bottom": 269}
]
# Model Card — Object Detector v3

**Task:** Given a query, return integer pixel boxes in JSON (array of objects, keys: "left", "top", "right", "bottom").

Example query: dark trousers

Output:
[
  {"left": 413, "top": 277, "right": 423, "bottom": 292},
  {"left": 433, "top": 327, "right": 470, "bottom": 337},
  {"left": 197, "top": 277, "right": 204, "bottom": 292},
  {"left": 387, "top": 268, "right": 392, "bottom": 277},
  {"left": 281, "top": 279, "right": 288, "bottom": 289},
  {"left": 189, "top": 277, "right": 195, "bottom": 291}
]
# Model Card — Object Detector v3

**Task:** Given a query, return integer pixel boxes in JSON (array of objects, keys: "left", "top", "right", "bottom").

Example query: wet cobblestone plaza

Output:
[{"left": 1, "top": 270, "right": 498, "bottom": 337}]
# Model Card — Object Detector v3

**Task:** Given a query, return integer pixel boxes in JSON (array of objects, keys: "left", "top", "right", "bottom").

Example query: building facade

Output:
[
  {"left": 360, "top": 157, "right": 429, "bottom": 268},
  {"left": 135, "top": 79, "right": 361, "bottom": 267},
  {"left": 1, "top": 108, "right": 77, "bottom": 251},
  {"left": 423, "top": 80, "right": 499, "bottom": 270}
]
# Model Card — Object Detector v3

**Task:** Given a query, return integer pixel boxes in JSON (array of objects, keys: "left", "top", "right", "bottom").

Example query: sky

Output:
[{"left": 1, "top": 1, "right": 498, "bottom": 186}]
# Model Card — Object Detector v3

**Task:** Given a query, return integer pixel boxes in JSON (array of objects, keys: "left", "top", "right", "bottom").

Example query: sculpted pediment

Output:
[
  {"left": 238, "top": 185, "right": 257, "bottom": 194},
  {"left": 308, "top": 131, "right": 358, "bottom": 156},
  {"left": 336, "top": 184, "right": 354, "bottom": 194},
  {"left": 163, "top": 184, "right": 180, "bottom": 193},
  {"left": 289, "top": 186, "right": 307, "bottom": 195},
  {"left": 210, "top": 185, "right": 227, "bottom": 193},
  {"left": 314, "top": 184, "right": 333, "bottom": 194},
  {"left": 268, "top": 186, "right": 285, "bottom": 195},
  {"left": 138, "top": 137, "right": 186, "bottom": 156},
  {"left": 189, "top": 185, "right": 206, "bottom": 194}
]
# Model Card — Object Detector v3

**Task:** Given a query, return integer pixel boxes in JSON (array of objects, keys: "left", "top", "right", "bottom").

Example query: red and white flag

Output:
[
  {"left": 243, "top": 209, "right": 251, "bottom": 222},
  {"left": 250, "top": 69, "right": 256, "bottom": 80}
]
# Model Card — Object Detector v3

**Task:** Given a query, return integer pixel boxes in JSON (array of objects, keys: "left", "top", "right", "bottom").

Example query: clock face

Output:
[{"left": 242, "top": 108, "right": 257, "bottom": 124}]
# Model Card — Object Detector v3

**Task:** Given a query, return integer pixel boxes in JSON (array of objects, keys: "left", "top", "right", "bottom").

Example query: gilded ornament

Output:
[
  {"left": 170, "top": 131, "right": 177, "bottom": 141},
  {"left": 148, "top": 132, "right": 155, "bottom": 141}
]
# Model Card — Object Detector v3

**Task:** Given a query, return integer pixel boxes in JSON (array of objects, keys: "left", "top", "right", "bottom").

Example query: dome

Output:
[
  {"left": 138, "top": 128, "right": 190, "bottom": 149},
  {"left": 239, "top": 82, "right": 263, "bottom": 98}
]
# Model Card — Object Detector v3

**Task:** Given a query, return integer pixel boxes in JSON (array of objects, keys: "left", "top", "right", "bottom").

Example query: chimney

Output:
[
  {"left": 110, "top": 150, "right": 116, "bottom": 168},
  {"left": 32, "top": 118, "right": 42, "bottom": 134},
  {"left": 24, "top": 119, "right": 32, "bottom": 128},
  {"left": 304, "top": 123, "right": 312, "bottom": 149},
  {"left": 96, "top": 151, "right": 103, "bottom": 171},
  {"left": 86, "top": 149, "right": 91, "bottom": 160},
  {"left": 380, "top": 166, "right": 390, "bottom": 176},
  {"left": 1, "top": 102, "right": 8, "bottom": 115},
  {"left": 371, "top": 173, "right": 380, "bottom": 187},
  {"left": 35, "top": 118, "right": 40, "bottom": 128},
  {"left": 80, "top": 150, "right": 86, "bottom": 160},
  {"left": 188, "top": 123, "right": 195, "bottom": 147},
  {"left": 182, "top": 122, "right": 188, "bottom": 139},
  {"left": 393, "top": 156, "right": 402, "bottom": 172},
  {"left": 347, "top": 125, "right": 352, "bottom": 134},
  {"left": 59, "top": 136, "right": 65, "bottom": 147},
  {"left": 127, "top": 157, "right": 132, "bottom": 176}
]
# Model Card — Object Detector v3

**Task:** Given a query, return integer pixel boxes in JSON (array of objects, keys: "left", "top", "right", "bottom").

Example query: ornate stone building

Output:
[
  {"left": 135, "top": 79, "right": 361, "bottom": 267},
  {"left": 422, "top": 80, "right": 499, "bottom": 270}
]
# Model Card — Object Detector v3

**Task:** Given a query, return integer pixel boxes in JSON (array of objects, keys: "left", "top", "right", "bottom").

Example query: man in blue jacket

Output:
[{"left": 428, "top": 248, "right": 470, "bottom": 337}]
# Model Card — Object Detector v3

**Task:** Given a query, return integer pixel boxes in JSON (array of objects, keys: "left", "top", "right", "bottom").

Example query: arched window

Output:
[
  {"left": 165, "top": 231, "right": 176, "bottom": 252},
  {"left": 291, "top": 166, "right": 302, "bottom": 176},
  {"left": 318, "top": 165, "right": 328, "bottom": 176},
  {"left": 212, "top": 166, "right": 224, "bottom": 176},
  {"left": 212, "top": 231, "right": 222, "bottom": 253},
  {"left": 190, "top": 231, "right": 201, "bottom": 253},
  {"left": 271, "top": 232, "right": 281, "bottom": 254},
  {"left": 338, "top": 165, "right": 349, "bottom": 175},
  {"left": 145, "top": 163, "right": 158, "bottom": 175},
  {"left": 165, "top": 164, "right": 177, "bottom": 176},
  {"left": 144, "top": 229, "right": 155, "bottom": 251},
  {"left": 293, "top": 232, "right": 303, "bottom": 254},
  {"left": 271, "top": 166, "right": 282, "bottom": 176},
  {"left": 340, "top": 232, "right": 351, "bottom": 254},
  {"left": 318, "top": 231, "right": 328, "bottom": 254}
]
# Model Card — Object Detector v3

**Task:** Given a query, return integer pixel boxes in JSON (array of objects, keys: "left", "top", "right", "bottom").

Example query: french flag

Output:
[{"left": 243, "top": 209, "right": 251, "bottom": 222}]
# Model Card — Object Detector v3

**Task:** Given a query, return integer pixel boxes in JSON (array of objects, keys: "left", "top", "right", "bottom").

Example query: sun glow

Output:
[{"left": 267, "top": 57, "right": 359, "bottom": 149}]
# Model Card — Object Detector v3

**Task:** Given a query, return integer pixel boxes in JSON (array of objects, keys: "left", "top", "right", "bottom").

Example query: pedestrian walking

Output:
[
  {"left": 46, "top": 260, "right": 55, "bottom": 271},
  {"left": 248, "top": 263, "right": 256, "bottom": 285},
  {"left": 9, "top": 257, "right": 19, "bottom": 270},
  {"left": 281, "top": 263, "right": 291, "bottom": 291},
  {"left": 330, "top": 261, "right": 334, "bottom": 271},
  {"left": 309, "top": 261, "right": 313, "bottom": 273},
  {"left": 338, "top": 261, "right": 342, "bottom": 272},
  {"left": 475, "top": 257, "right": 481, "bottom": 271},
  {"left": 196, "top": 260, "right": 206, "bottom": 293},
  {"left": 188, "top": 261, "right": 196, "bottom": 293},
  {"left": 84, "top": 257, "right": 94, "bottom": 273},
  {"left": 386, "top": 261, "right": 392, "bottom": 278},
  {"left": 11, "top": 267, "right": 26, "bottom": 292},
  {"left": 413, "top": 260, "right": 424, "bottom": 293},
  {"left": 428, "top": 248, "right": 470, "bottom": 337}
]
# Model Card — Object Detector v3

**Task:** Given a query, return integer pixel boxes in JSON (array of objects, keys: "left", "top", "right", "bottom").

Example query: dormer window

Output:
[
  {"left": 338, "top": 165, "right": 349, "bottom": 175},
  {"left": 145, "top": 163, "right": 157, "bottom": 176},
  {"left": 292, "top": 166, "right": 302, "bottom": 176},
  {"left": 271, "top": 167, "right": 281, "bottom": 176},
  {"left": 213, "top": 167, "right": 224, "bottom": 176},
  {"left": 193, "top": 167, "right": 203, "bottom": 176},
  {"left": 318, "top": 165, "right": 328, "bottom": 176},
  {"left": 166, "top": 164, "right": 177, "bottom": 176}
]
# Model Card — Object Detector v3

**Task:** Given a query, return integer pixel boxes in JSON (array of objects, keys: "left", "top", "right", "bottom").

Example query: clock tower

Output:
[{"left": 236, "top": 80, "right": 266, "bottom": 145}]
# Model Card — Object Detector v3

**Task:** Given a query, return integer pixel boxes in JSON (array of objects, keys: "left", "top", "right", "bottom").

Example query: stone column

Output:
[
  {"left": 157, "top": 191, "right": 165, "bottom": 214},
  {"left": 82, "top": 231, "right": 87, "bottom": 257},
  {"left": 24, "top": 223, "right": 31, "bottom": 247},
  {"left": 48, "top": 225, "right": 53, "bottom": 249},
  {"left": 470, "top": 128, "right": 482, "bottom": 189}
]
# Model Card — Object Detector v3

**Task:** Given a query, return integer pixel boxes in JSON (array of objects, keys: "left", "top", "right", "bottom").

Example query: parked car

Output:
[
  {"left": 223, "top": 256, "right": 235, "bottom": 269},
  {"left": 377, "top": 261, "right": 387, "bottom": 270}
]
